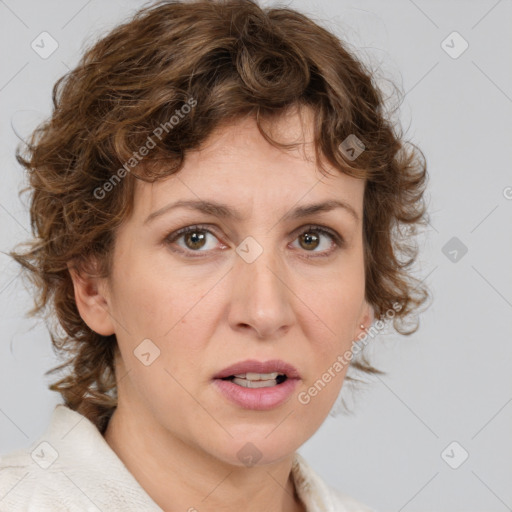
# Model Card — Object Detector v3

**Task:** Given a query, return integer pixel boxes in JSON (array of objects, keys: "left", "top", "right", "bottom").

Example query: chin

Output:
[{"left": 211, "top": 431, "right": 302, "bottom": 469}]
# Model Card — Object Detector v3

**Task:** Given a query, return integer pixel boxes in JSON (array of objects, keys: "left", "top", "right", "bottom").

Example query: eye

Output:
[
  {"left": 164, "top": 224, "right": 343, "bottom": 258},
  {"left": 164, "top": 224, "right": 224, "bottom": 256},
  {"left": 290, "top": 225, "right": 343, "bottom": 258}
]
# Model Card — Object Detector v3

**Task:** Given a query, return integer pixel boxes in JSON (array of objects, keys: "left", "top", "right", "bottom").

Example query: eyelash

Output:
[{"left": 164, "top": 224, "right": 344, "bottom": 259}]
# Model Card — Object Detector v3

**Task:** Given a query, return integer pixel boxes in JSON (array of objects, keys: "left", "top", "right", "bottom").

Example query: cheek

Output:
[
  {"left": 294, "top": 268, "right": 365, "bottom": 409},
  {"left": 110, "top": 270, "right": 221, "bottom": 402},
  {"left": 109, "top": 253, "right": 208, "bottom": 342},
  {"left": 298, "top": 268, "right": 366, "bottom": 344},
  {"left": 298, "top": 362, "right": 351, "bottom": 425}
]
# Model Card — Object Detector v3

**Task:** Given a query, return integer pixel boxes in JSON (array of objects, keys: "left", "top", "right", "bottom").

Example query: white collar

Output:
[{"left": 1, "top": 404, "right": 373, "bottom": 511}]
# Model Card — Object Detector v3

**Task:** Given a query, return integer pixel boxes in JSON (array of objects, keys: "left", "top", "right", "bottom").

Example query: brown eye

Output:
[
  {"left": 298, "top": 231, "right": 320, "bottom": 251},
  {"left": 165, "top": 225, "right": 223, "bottom": 256},
  {"left": 183, "top": 230, "right": 208, "bottom": 250},
  {"left": 165, "top": 224, "right": 343, "bottom": 259},
  {"left": 291, "top": 225, "right": 343, "bottom": 258}
]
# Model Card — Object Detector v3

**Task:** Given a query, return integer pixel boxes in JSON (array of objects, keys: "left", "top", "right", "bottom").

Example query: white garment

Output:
[{"left": 0, "top": 404, "right": 375, "bottom": 511}]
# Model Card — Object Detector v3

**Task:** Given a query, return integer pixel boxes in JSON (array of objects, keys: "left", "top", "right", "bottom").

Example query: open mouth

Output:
[
  {"left": 221, "top": 372, "right": 288, "bottom": 388},
  {"left": 213, "top": 362, "right": 300, "bottom": 410}
]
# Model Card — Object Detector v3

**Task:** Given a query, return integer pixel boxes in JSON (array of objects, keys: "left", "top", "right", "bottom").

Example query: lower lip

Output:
[{"left": 213, "top": 378, "right": 299, "bottom": 410}]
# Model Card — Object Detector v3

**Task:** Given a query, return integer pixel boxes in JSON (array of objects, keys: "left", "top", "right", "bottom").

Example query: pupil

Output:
[
  {"left": 300, "top": 232, "right": 319, "bottom": 250},
  {"left": 186, "top": 231, "right": 206, "bottom": 249}
]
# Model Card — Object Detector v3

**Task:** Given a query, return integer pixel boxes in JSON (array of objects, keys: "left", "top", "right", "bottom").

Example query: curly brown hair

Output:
[{"left": 10, "top": 0, "right": 429, "bottom": 432}]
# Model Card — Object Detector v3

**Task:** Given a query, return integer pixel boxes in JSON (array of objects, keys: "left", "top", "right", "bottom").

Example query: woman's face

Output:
[{"left": 96, "top": 107, "right": 371, "bottom": 466}]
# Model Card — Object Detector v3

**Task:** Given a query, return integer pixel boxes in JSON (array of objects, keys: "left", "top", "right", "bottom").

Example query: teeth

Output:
[
  {"left": 233, "top": 372, "right": 280, "bottom": 380},
  {"left": 230, "top": 372, "right": 287, "bottom": 389},
  {"left": 232, "top": 377, "right": 278, "bottom": 388}
]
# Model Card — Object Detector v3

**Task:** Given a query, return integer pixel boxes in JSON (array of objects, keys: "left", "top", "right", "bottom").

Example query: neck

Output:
[{"left": 103, "top": 402, "right": 306, "bottom": 512}]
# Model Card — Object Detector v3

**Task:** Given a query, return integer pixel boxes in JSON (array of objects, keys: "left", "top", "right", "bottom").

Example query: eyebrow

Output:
[{"left": 143, "top": 198, "right": 360, "bottom": 225}]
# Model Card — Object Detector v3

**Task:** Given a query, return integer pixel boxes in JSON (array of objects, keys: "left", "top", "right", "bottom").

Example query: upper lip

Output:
[{"left": 213, "top": 359, "right": 301, "bottom": 380}]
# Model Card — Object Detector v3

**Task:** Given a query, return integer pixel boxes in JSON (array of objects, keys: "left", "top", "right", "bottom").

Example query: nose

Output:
[{"left": 227, "top": 240, "right": 295, "bottom": 339}]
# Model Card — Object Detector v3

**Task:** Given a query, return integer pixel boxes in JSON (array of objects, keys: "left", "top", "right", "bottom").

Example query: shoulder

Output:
[
  {"left": 0, "top": 448, "right": 78, "bottom": 511},
  {"left": 0, "top": 404, "right": 162, "bottom": 511}
]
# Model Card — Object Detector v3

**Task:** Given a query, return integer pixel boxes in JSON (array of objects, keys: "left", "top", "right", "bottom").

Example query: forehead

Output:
[{"left": 132, "top": 107, "right": 365, "bottom": 223}]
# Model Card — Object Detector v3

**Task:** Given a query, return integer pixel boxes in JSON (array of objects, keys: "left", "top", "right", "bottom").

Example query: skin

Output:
[{"left": 70, "top": 104, "right": 373, "bottom": 512}]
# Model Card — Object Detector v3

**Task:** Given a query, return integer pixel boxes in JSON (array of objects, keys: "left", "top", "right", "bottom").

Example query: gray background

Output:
[{"left": 1, "top": 1, "right": 511, "bottom": 511}]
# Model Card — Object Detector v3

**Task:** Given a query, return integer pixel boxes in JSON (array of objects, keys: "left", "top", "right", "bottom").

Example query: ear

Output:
[
  {"left": 357, "top": 300, "right": 374, "bottom": 336},
  {"left": 67, "top": 259, "right": 116, "bottom": 336}
]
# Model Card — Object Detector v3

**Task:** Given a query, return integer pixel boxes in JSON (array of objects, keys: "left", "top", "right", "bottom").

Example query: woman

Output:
[{"left": 0, "top": 0, "right": 428, "bottom": 510}]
